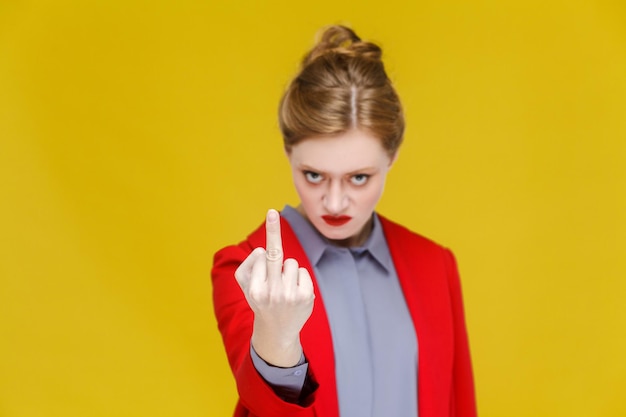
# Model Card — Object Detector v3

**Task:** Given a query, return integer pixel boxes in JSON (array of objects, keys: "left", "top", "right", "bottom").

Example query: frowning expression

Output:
[{"left": 286, "top": 129, "right": 396, "bottom": 247}]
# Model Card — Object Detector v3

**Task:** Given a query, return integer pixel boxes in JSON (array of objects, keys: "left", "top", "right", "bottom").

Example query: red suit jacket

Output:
[{"left": 212, "top": 214, "right": 477, "bottom": 417}]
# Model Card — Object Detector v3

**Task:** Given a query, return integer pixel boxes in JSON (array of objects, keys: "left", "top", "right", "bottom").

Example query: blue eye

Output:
[
  {"left": 304, "top": 171, "right": 323, "bottom": 184},
  {"left": 350, "top": 174, "right": 369, "bottom": 186}
]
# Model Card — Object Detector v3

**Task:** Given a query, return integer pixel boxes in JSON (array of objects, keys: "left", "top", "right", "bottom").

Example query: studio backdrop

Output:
[{"left": 1, "top": 1, "right": 625, "bottom": 416}]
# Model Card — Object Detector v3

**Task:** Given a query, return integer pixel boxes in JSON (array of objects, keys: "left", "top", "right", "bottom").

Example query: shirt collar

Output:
[{"left": 280, "top": 205, "right": 392, "bottom": 273}]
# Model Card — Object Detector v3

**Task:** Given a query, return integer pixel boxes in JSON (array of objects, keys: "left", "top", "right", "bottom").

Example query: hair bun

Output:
[
  {"left": 303, "top": 25, "right": 382, "bottom": 65},
  {"left": 280, "top": 25, "right": 404, "bottom": 155}
]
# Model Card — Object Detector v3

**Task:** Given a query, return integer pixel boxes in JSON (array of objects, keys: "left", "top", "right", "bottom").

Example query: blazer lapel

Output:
[{"left": 380, "top": 216, "right": 454, "bottom": 417}]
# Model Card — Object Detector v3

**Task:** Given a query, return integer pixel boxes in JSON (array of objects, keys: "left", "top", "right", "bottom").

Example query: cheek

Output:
[
  {"left": 360, "top": 180, "right": 386, "bottom": 208},
  {"left": 293, "top": 179, "right": 318, "bottom": 204},
  {"left": 291, "top": 172, "right": 306, "bottom": 197}
]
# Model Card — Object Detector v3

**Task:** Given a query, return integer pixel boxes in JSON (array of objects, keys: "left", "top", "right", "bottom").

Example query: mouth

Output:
[{"left": 321, "top": 215, "right": 352, "bottom": 226}]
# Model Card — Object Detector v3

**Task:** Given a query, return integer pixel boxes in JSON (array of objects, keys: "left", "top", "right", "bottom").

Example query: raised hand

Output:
[{"left": 234, "top": 209, "right": 315, "bottom": 367}]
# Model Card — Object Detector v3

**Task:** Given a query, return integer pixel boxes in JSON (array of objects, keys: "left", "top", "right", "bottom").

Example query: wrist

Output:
[{"left": 251, "top": 322, "right": 302, "bottom": 367}]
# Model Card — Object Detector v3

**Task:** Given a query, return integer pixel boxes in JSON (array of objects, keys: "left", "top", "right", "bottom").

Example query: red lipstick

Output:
[{"left": 322, "top": 215, "right": 352, "bottom": 226}]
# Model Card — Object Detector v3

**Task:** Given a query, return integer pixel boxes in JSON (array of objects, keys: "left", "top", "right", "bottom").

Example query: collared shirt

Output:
[{"left": 252, "top": 205, "right": 418, "bottom": 417}]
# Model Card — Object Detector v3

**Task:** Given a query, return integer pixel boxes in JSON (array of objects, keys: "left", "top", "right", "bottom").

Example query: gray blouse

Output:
[{"left": 251, "top": 205, "right": 419, "bottom": 417}]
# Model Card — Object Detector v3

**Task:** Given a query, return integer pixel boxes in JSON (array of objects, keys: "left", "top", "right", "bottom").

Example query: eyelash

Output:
[
  {"left": 304, "top": 171, "right": 323, "bottom": 184},
  {"left": 303, "top": 171, "right": 370, "bottom": 186},
  {"left": 350, "top": 174, "right": 370, "bottom": 186}
]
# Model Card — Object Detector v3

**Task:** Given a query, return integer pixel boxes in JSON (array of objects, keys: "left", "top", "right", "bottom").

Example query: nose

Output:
[{"left": 322, "top": 180, "right": 349, "bottom": 214}]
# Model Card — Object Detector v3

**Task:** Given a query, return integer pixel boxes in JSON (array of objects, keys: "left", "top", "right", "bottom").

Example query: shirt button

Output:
[{"left": 293, "top": 370, "right": 303, "bottom": 376}]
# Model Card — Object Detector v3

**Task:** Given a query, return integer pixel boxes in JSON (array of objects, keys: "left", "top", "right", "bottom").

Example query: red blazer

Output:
[{"left": 212, "top": 214, "right": 477, "bottom": 417}]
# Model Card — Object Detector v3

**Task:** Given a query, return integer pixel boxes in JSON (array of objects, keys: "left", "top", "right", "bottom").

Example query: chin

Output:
[
  {"left": 316, "top": 224, "right": 358, "bottom": 241},
  {"left": 321, "top": 230, "right": 351, "bottom": 241}
]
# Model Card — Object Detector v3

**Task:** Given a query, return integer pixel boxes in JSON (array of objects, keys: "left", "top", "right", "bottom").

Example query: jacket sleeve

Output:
[
  {"left": 443, "top": 249, "right": 478, "bottom": 417},
  {"left": 211, "top": 241, "right": 318, "bottom": 417}
]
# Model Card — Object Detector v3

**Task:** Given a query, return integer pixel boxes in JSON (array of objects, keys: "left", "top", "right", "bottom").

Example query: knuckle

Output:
[
  {"left": 281, "top": 293, "right": 294, "bottom": 305},
  {"left": 300, "top": 286, "right": 315, "bottom": 300},
  {"left": 234, "top": 270, "right": 245, "bottom": 285},
  {"left": 248, "top": 287, "right": 267, "bottom": 303},
  {"left": 265, "top": 248, "right": 282, "bottom": 261},
  {"left": 283, "top": 258, "right": 299, "bottom": 269}
]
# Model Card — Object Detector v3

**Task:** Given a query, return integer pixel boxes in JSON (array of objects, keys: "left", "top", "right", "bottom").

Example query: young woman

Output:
[{"left": 212, "top": 25, "right": 477, "bottom": 417}]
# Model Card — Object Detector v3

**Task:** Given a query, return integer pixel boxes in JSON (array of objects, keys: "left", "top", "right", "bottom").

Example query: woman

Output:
[{"left": 212, "top": 25, "right": 477, "bottom": 417}]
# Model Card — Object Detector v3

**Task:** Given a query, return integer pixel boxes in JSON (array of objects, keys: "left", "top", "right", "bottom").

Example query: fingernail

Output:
[{"left": 267, "top": 209, "right": 279, "bottom": 223}]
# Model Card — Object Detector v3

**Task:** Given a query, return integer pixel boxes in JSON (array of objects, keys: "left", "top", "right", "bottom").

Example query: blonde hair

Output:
[{"left": 279, "top": 25, "right": 405, "bottom": 155}]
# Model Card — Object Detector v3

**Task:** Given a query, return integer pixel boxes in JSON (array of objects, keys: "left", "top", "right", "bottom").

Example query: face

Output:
[{"left": 286, "top": 129, "right": 397, "bottom": 247}]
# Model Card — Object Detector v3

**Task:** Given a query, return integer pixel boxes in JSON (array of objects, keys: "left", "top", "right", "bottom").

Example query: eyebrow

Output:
[{"left": 299, "top": 164, "right": 378, "bottom": 176}]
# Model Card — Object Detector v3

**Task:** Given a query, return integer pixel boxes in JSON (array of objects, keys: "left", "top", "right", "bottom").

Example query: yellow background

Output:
[{"left": 1, "top": 1, "right": 625, "bottom": 416}]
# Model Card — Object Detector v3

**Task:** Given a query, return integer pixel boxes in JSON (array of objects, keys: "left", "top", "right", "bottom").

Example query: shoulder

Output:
[
  {"left": 212, "top": 223, "right": 262, "bottom": 270},
  {"left": 377, "top": 214, "right": 448, "bottom": 254},
  {"left": 378, "top": 215, "right": 462, "bottom": 292}
]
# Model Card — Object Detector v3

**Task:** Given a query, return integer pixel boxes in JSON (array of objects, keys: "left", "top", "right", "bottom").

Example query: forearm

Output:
[{"left": 212, "top": 243, "right": 318, "bottom": 416}]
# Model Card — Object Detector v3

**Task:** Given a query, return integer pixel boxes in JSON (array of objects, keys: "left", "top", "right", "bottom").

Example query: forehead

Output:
[{"left": 289, "top": 130, "right": 390, "bottom": 172}]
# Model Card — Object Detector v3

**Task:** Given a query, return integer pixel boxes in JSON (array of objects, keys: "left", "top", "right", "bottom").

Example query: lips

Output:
[{"left": 321, "top": 215, "right": 352, "bottom": 226}]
